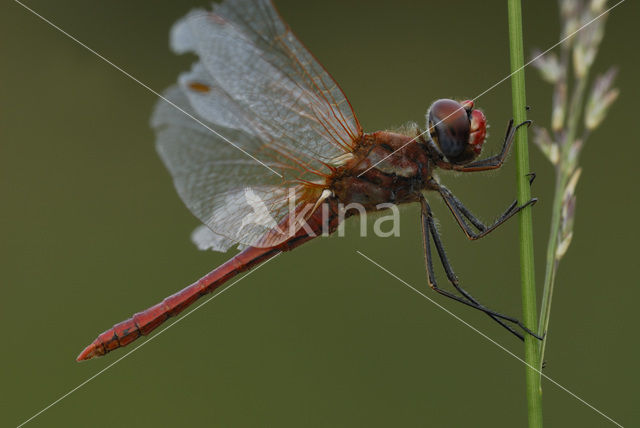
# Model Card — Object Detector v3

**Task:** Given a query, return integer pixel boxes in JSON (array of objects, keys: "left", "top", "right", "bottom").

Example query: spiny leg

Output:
[
  {"left": 436, "top": 119, "right": 532, "bottom": 173},
  {"left": 427, "top": 209, "right": 541, "bottom": 338},
  {"left": 457, "top": 120, "right": 531, "bottom": 172},
  {"left": 420, "top": 212, "right": 524, "bottom": 339},
  {"left": 420, "top": 196, "right": 542, "bottom": 340},
  {"left": 420, "top": 197, "right": 524, "bottom": 339},
  {"left": 435, "top": 174, "right": 537, "bottom": 240}
]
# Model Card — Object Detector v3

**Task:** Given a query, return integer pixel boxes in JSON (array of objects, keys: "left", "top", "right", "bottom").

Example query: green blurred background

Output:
[{"left": 2, "top": 1, "right": 638, "bottom": 426}]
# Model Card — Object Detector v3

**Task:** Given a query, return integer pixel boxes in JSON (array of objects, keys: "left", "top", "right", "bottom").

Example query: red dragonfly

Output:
[{"left": 77, "top": 0, "right": 539, "bottom": 361}]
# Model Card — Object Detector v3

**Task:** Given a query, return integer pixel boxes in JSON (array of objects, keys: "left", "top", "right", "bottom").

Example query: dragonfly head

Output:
[{"left": 427, "top": 99, "right": 487, "bottom": 164}]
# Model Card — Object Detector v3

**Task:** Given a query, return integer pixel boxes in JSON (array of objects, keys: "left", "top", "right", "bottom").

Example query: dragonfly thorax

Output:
[{"left": 328, "top": 131, "right": 433, "bottom": 210}]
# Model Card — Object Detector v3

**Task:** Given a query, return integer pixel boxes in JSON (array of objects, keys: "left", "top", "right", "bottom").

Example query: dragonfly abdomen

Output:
[
  {"left": 76, "top": 202, "right": 342, "bottom": 361},
  {"left": 76, "top": 246, "right": 279, "bottom": 361}
]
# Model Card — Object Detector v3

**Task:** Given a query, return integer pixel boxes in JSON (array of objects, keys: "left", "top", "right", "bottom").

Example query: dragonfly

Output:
[{"left": 77, "top": 0, "right": 540, "bottom": 361}]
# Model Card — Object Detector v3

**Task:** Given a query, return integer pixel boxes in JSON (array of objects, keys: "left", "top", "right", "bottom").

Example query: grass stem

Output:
[{"left": 507, "top": 1, "right": 543, "bottom": 426}]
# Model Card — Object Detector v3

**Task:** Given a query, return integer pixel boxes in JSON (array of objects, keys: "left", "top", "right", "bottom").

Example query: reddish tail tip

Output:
[{"left": 76, "top": 340, "right": 104, "bottom": 362}]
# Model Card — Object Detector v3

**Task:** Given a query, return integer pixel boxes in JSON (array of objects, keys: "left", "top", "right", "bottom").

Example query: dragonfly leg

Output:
[
  {"left": 436, "top": 119, "right": 531, "bottom": 172},
  {"left": 419, "top": 196, "right": 543, "bottom": 341},
  {"left": 434, "top": 174, "right": 537, "bottom": 241}
]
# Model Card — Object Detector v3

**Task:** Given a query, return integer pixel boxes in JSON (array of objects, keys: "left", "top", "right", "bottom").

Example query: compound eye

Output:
[{"left": 427, "top": 99, "right": 471, "bottom": 161}]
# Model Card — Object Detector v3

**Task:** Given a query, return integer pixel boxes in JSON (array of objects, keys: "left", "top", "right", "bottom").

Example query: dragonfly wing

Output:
[
  {"left": 153, "top": 86, "right": 318, "bottom": 249},
  {"left": 152, "top": 0, "right": 361, "bottom": 249},
  {"left": 170, "top": 0, "right": 363, "bottom": 171},
  {"left": 191, "top": 224, "right": 249, "bottom": 252}
]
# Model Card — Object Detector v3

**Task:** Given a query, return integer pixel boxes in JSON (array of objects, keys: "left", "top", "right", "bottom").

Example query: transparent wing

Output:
[
  {"left": 153, "top": 86, "right": 318, "bottom": 249},
  {"left": 191, "top": 224, "right": 249, "bottom": 252},
  {"left": 171, "top": 0, "right": 362, "bottom": 166},
  {"left": 191, "top": 224, "right": 239, "bottom": 252},
  {"left": 152, "top": 0, "right": 361, "bottom": 250}
]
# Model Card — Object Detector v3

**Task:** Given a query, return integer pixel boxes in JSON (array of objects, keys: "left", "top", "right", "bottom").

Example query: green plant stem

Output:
[
  {"left": 507, "top": 1, "right": 543, "bottom": 427},
  {"left": 566, "top": 77, "right": 589, "bottom": 145},
  {"left": 537, "top": 170, "right": 565, "bottom": 370},
  {"left": 538, "top": 72, "right": 589, "bottom": 368}
]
